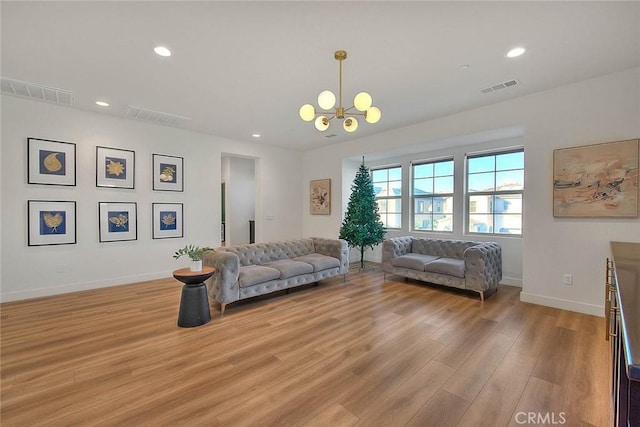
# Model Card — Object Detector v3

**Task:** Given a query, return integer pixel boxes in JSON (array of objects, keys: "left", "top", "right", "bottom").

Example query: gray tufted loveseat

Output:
[
  {"left": 203, "top": 238, "right": 349, "bottom": 314},
  {"left": 381, "top": 237, "right": 502, "bottom": 300}
]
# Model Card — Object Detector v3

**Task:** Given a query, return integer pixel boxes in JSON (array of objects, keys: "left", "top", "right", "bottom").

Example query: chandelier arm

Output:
[{"left": 338, "top": 55, "right": 343, "bottom": 110}]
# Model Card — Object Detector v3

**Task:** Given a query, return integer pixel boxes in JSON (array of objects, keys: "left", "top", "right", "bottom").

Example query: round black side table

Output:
[{"left": 172, "top": 266, "right": 215, "bottom": 328}]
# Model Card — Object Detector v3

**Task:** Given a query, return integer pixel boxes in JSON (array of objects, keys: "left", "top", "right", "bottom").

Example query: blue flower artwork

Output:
[
  {"left": 40, "top": 211, "right": 66, "bottom": 235},
  {"left": 39, "top": 150, "right": 66, "bottom": 175},
  {"left": 159, "top": 211, "right": 177, "bottom": 230},
  {"left": 105, "top": 157, "right": 127, "bottom": 180},
  {"left": 159, "top": 163, "right": 177, "bottom": 183},
  {"left": 108, "top": 211, "right": 129, "bottom": 233}
]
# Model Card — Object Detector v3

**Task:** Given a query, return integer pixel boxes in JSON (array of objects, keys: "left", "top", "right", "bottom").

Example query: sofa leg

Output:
[
  {"left": 383, "top": 272, "right": 386, "bottom": 281},
  {"left": 478, "top": 291, "right": 484, "bottom": 302},
  {"left": 220, "top": 303, "right": 226, "bottom": 316}
]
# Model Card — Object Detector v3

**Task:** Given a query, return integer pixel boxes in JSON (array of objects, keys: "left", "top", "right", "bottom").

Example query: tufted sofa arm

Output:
[
  {"left": 313, "top": 237, "right": 349, "bottom": 274},
  {"left": 463, "top": 242, "right": 502, "bottom": 292},
  {"left": 203, "top": 251, "right": 240, "bottom": 307},
  {"left": 381, "top": 236, "right": 414, "bottom": 273}
]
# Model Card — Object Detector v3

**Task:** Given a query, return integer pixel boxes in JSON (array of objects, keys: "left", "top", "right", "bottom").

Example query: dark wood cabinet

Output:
[{"left": 608, "top": 243, "right": 640, "bottom": 427}]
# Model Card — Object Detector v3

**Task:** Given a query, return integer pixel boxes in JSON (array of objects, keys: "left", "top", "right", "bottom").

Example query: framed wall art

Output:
[
  {"left": 27, "top": 137, "right": 76, "bottom": 186},
  {"left": 153, "top": 154, "right": 183, "bottom": 191},
  {"left": 310, "top": 178, "right": 331, "bottom": 215},
  {"left": 553, "top": 139, "right": 639, "bottom": 217},
  {"left": 28, "top": 200, "right": 77, "bottom": 246},
  {"left": 96, "top": 146, "right": 135, "bottom": 189},
  {"left": 152, "top": 203, "right": 184, "bottom": 239},
  {"left": 98, "top": 202, "right": 137, "bottom": 242}
]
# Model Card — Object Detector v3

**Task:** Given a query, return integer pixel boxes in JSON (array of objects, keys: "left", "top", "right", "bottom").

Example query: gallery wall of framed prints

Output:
[{"left": 25, "top": 136, "right": 187, "bottom": 246}]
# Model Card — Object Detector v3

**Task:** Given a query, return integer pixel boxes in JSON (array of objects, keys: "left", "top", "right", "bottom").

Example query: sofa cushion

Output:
[
  {"left": 424, "top": 257, "right": 465, "bottom": 278},
  {"left": 391, "top": 253, "right": 440, "bottom": 270},
  {"left": 294, "top": 254, "right": 340, "bottom": 272},
  {"left": 263, "top": 259, "right": 314, "bottom": 279},
  {"left": 238, "top": 265, "right": 281, "bottom": 288}
]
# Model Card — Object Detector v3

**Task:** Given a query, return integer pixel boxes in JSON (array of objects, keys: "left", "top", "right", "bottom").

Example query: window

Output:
[
  {"left": 372, "top": 166, "right": 402, "bottom": 229},
  {"left": 466, "top": 149, "right": 524, "bottom": 235},
  {"left": 412, "top": 159, "right": 454, "bottom": 232}
]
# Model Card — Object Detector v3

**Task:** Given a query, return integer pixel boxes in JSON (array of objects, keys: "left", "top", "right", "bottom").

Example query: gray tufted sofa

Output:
[
  {"left": 381, "top": 237, "right": 502, "bottom": 300},
  {"left": 203, "top": 238, "right": 349, "bottom": 314}
]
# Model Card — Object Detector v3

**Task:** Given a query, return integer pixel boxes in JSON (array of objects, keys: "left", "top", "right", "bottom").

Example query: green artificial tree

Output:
[{"left": 339, "top": 158, "right": 386, "bottom": 269}]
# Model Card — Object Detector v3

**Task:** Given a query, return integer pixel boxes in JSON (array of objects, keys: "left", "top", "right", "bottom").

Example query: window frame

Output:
[
  {"left": 465, "top": 148, "right": 524, "bottom": 237},
  {"left": 371, "top": 165, "right": 402, "bottom": 230},
  {"left": 411, "top": 157, "right": 455, "bottom": 233}
]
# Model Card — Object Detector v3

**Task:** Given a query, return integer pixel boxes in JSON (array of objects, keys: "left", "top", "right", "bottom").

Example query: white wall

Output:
[
  {"left": 302, "top": 67, "right": 640, "bottom": 316},
  {"left": 0, "top": 95, "right": 303, "bottom": 302}
]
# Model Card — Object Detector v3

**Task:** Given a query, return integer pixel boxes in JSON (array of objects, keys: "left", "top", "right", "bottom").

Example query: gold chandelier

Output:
[{"left": 299, "top": 50, "right": 381, "bottom": 133}]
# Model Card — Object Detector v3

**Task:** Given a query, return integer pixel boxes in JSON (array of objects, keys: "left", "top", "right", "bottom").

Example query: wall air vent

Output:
[
  {"left": 481, "top": 79, "right": 519, "bottom": 94},
  {"left": 1, "top": 77, "right": 74, "bottom": 105},
  {"left": 125, "top": 105, "right": 191, "bottom": 127}
]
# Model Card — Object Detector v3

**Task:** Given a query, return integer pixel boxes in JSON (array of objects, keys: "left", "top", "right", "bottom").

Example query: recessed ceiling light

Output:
[
  {"left": 506, "top": 47, "right": 526, "bottom": 58},
  {"left": 252, "top": 133, "right": 261, "bottom": 138},
  {"left": 96, "top": 100, "right": 109, "bottom": 107},
  {"left": 154, "top": 46, "right": 172, "bottom": 57}
]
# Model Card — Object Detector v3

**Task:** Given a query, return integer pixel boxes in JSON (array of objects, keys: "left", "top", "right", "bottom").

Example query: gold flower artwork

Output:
[
  {"left": 159, "top": 166, "right": 175, "bottom": 182},
  {"left": 106, "top": 160, "right": 125, "bottom": 176},
  {"left": 42, "top": 212, "right": 64, "bottom": 232},
  {"left": 109, "top": 214, "right": 129, "bottom": 228},
  {"left": 43, "top": 152, "right": 63, "bottom": 172},
  {"left": 161, "top": 213, "right": 176, "bottom": 226}
]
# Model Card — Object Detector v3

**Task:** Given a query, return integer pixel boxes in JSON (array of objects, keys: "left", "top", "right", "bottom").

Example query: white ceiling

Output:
[{"left": 2, "top": 1, "right": 639, "bottom": 151}]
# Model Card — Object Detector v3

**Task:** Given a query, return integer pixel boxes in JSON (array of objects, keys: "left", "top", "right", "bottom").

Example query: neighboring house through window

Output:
[
  {"left": 412, "top": 158, "right": 454, "bottom": 232},
  {"left": 466, "top": 149, "right": 524, "bottom": 235},
  {"left": 372, "top": 166, "right": 402, "bottom": 229}
]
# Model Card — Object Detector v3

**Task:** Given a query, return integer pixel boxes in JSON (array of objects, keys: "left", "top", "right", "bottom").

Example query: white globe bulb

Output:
[
  {"left": 343, "top": 117, "right": 358, "bottom": 132},
  {"left": 317, "top": 90, "right": 336, "bottom": 110},
  {"left": 353, "top": 92, "right": 372, "bottom": 112},
  {"left": 315, "top": 116, "right": 330, "bottom": 131},
  {"left": 299, "top": 104, "right": 315, "bottom": 121},
  {"left": 365, "top": 107, "right": 381, "bottom": 124}
]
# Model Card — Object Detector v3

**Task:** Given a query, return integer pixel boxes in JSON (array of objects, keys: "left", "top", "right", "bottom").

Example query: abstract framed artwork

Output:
[
  {"left": 152, "top": 203, "right": 184, "bottom": 239},
  {"left": 28, "top": 200, "right": 77, "bottom": 246},
  {"left": 98, "top": 202, "right": 137, "bottom": 242},
  {"left": 553, "top": 139, "right": 639, "bottom": 217},
  {"left": 96, "top": 146, "right": 135, "bottom": 189},
  {"left": 153, "top": 154, "right": 183, "bottom": 192},
  {"left": 27, "top": 137, "right": 76, "bottom": 186},
  {"left": 310, "top": 178, "right": 331, "bottom": 215}
]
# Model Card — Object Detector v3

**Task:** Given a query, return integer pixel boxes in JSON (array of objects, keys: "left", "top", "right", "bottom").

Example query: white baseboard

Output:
[
  {"left": 499, "top": 277, "right": 522, "bottom": 287},
  {"left": 520, "top": 291, "right": 604, "bottom": 317},
  {"left": 0, "top": 271, "right": 173, "bottom": 303}
]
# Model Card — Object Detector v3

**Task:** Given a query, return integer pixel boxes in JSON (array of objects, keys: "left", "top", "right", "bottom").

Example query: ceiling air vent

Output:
[
  {"left": 1, "top": 77, "right": 74, "bottom": 105},
  {"left": 324, "top": 133, "right": 338, "bottom": 138},
  {"left": 125, "top": 105, "right": 191, "bottom": 127},
  {"left": 481, "top": 79, "right": 519, "bottom": 94}
]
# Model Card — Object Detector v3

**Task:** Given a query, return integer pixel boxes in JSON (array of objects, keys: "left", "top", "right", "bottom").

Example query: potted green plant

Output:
[{"left": 173, "top": 245, "right": 216, "bottom": 271}]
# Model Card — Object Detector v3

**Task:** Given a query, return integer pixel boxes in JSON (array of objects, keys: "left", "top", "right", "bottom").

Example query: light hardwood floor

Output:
[{"left": 1, "top": 266, "right": 610, "bottom": 426}]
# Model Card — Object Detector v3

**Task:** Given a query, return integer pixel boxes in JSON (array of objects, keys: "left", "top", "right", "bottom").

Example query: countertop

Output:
[{"left": 611, "top": 241, "right": 640, "bottom": 381}]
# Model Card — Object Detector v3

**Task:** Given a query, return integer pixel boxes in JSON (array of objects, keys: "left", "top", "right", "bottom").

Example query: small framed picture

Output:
[
  {"left": 153, "top": 154, "right": 183, "bottom": 191},
  {"left": 28, "top": 200, "right": 77, "bottom": 246},
  {"left": 96, "top": 146, "right": 135, "bottom": 189},
  {"left": 98, "top": 202, "right": 137, "bottom": 242},
  {"left": 27, "top": 137, "right": 76, "bottom": 186},
  {"left": 152, "top": 203, "right": 184, "bottom": 239},
  {"left": 310, "top": 178, "right": 331, "bottom": 215}
]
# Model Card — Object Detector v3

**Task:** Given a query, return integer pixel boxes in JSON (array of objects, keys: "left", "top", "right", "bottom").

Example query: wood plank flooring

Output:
[{"left": 1, "top": 266, "right": 610, "bottom": 426}]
